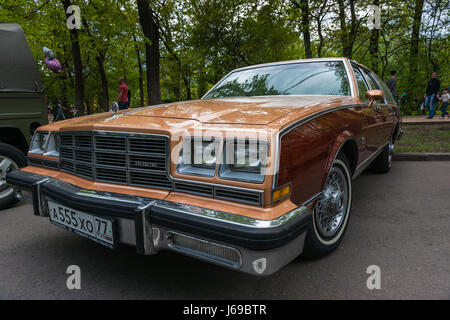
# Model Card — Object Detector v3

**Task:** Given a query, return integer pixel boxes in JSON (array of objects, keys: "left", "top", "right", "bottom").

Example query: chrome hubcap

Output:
[
  {"left": 0, "top": 156, "right": 18, "bottom": 199},
  {"left": 315, "top": 166, "right": 348, "bottom": 238}
]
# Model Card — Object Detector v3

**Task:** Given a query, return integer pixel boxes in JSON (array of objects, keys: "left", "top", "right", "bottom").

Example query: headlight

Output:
[
  {"left": 177, "top": 137, "right": 220, "bottom": 177},
  {"left": 44, "top": 133, "right": 59, "bottom": 157},
  {"left": 29, "top": 131, "right": 49, "bottom": 154},
  {"left": 219, "top": 139, "right": 268, "bottom": 183}
]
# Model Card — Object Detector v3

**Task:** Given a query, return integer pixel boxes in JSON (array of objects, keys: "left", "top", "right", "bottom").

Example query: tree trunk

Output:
[
  {"left": 63, "top": 0, "right": 84, "bottom": 113},
  {"left": 184, "top": 75, "right": 191, "bottom": 100},
  {"left": 369, "top": 0, "right": 380, "bottom": 74},
  {"left": 137, "top": 0, "right": 161, "bottom": 106},
  {"left": 81, "top": 17, "right": 108, "bottom": 112},
  {"left": 133, "top": 36, "right": 145, "bottom": 107},
  {"left": 300, "top": 0, "right": 312, "bottom": 58},
  {"left": 337, "top": 0, "right": 350, "bottom": 58},
  {"left": 337, "top": 0, "right": 358, "bottom": 58},
  {"left": 292, "top": 0, "right": 312, "bottom": 58},
  {"left": 315, "top": 7, "right": 324, "bottom": 57},
  {"left": 96, "top": 52, "right": 109, "bottom": 111},
  {"left": 408, "top": 0, "right": 425, "bottom": 95}
]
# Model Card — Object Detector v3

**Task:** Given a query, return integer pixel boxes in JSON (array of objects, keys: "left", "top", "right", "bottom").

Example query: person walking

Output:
[
  {"left": 386, "top": 70, "right": 397, "bottom": 99},
  {"left": 439, "top": 87, "right": 449, "bottom": 118},
  {"left": 117, "top": 78, "right": 129, "bottom": 110},
  {"left": 424, "top": 72, "right": 441, "bottom": 119},
  {"left": 54, "top": 99, "right": 67, "bottom": 121}
]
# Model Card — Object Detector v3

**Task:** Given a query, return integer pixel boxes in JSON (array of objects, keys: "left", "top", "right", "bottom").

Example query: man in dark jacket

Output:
[
  {"left": 386, "top": 70, "right": 397, "bottom": 98},
  {"left": 424, "top": 72, "right": 441, "bottom": 119}
]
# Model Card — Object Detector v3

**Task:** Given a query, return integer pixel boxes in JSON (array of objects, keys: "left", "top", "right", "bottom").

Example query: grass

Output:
[{"left": 395, "top": 125, "right": 450, "bottom": 153}]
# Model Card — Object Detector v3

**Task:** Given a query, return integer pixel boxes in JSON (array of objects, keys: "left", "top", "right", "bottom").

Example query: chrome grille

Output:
[
  {"left": 95, "top": 136, "right": 126, "bottom": 150},
  {"left": 55, "top": 131, "right": 264, "bottom": 205},
  {"left": 95, "top": 152, "right": 126, "bottom": 167},
  {"left": 58, "top": 132, "right": 172, "bottom": 189},
  {"left": 74, "top": 149, "right": 92, "bottom": 163},
  {"left": 60, "top": 148, "right": 73, "bottom": 159},
  {"left": 74, "top": 135, "right": 92, "bottom": 148},
  {"left": 27, "top": 157, "right": 59, "bottom": 170}
]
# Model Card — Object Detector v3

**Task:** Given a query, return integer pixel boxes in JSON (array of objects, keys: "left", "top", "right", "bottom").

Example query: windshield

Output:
[{"left": 203, "top": 61, "right": 351, "bottom": 99}]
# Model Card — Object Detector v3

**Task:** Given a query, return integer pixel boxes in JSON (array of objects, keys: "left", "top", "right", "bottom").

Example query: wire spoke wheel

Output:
[{"left": 315, "top": 164, "right": 349, "bottom": 239}]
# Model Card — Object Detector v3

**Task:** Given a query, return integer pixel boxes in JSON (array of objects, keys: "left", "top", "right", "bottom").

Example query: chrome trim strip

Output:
[
  {"left": 74, "top": 190, "right": 145, "bottom": 205},
  {"left": 301, "top": 192, "right": 322, "bottom": 207},
  {"left": 154, "top": 200, "right": 308, "bottom": 229},
  {"left": 353, "top": 142, "right": 389, "bottom": 178}
]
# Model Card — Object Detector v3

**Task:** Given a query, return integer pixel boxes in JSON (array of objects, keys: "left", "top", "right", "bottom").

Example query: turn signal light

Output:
[{"left": 272, "top": 184, "right": 291, "bottom": 202}]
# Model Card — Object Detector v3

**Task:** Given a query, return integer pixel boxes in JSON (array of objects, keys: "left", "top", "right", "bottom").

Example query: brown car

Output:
[{"left": 7, "top": 58, "right": 400, "bottom": 275}]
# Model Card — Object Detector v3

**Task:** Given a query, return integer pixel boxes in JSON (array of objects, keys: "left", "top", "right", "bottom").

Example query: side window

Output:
[
  {"left": 361, "top": 69, "right": 380, "bottom": 90},
  {"left": 352, "top": 65, "right": 369, "bottom": 102},
  {"left": 373, "top": 73, "right": 397, "bottom": 104}
]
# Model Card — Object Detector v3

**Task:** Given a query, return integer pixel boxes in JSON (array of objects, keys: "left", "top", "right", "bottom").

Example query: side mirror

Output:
[{"left": 365, "top": 89, "right": 383, "bottom": 107}]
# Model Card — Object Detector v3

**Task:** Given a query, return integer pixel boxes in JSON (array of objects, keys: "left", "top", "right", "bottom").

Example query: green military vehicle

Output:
[{"left": 0, "top": 23, "right": 48, "bottom": 209}]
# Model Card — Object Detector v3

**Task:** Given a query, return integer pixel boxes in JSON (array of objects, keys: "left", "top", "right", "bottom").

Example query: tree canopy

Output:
[{"left": 0, "top": 0, "right": 448, "bottom": 114}]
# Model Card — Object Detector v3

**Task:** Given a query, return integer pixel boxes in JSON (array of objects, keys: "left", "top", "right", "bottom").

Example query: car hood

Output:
[
  {"left": 123, "top": 96, "right": 347, "bottom": 125},
  {"left": 42, "top": 95, "right": 356, "bottom": 134}
]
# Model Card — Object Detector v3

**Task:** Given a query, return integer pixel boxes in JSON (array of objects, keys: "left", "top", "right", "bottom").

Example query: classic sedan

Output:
[{"left": 7, "top": 58, "right": 400, "bottom": 275}]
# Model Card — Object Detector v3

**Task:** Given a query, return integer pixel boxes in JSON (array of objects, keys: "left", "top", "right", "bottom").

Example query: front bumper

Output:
[{"left": 7, "top": 170, "right": 311, "bottom": 276}]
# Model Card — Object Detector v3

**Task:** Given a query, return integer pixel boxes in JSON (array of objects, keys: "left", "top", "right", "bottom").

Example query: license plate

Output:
[{"left": 48, "top": 200, "right": 115, "bottom": 249}]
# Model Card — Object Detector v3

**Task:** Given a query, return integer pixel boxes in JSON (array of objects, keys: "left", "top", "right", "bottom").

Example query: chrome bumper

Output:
[{"left": 7, "top": 170, "right": 311, "bottom": 276}]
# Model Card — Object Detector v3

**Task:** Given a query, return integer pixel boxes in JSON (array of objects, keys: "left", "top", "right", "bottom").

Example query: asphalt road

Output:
[{"left": 0, "top": 161, "right": 449, "bottom": 300}]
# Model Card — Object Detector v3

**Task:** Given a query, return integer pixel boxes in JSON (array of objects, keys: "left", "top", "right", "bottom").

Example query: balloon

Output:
[
  {"left": 43, "top": 46, "right": 54, "bottom": 59},
  {"left": 43, "top": 47, "right": 61, "bottom": 73},
  {"left": 45, "top": 57, "right": 62, "bottom": 73}
]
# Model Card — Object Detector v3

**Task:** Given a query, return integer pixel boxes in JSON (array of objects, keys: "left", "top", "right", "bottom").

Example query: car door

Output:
[
  {"left": 360, "top": 68, "right": 392, "bottom": 145},
  {"left": 351, "top": 64, "right": 385, "bottom": 160},
  {"left": 372, "top": 72, "right": 398, "bottom": 132}
]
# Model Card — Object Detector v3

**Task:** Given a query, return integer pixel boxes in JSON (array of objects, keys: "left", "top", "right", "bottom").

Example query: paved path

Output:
[
  {"left": 0, "top": 162, "right": 449, "bottom": 299},
  {"left": 402, "top": 115, "right": 450, "bottom": 124}
]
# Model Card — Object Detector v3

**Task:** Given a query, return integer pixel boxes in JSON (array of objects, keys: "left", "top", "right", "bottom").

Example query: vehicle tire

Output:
[
  {"left": 0, "top": 143, "right": 27, "bottom": 210},
  {"left": 302, "top": 152, "right": 352, "bottom": 258},
  {"left": 368, "top": 141, "right": 394, "bottom": 174}
]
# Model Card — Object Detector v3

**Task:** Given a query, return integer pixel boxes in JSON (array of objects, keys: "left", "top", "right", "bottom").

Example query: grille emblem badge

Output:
[{"left": 133, "top": 161, "right": 157, "bottom": 168}]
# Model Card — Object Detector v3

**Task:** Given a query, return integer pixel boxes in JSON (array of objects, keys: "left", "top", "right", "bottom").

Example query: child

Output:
[{"left": 439, "top": 87, "right": 449, "bottom": 118}]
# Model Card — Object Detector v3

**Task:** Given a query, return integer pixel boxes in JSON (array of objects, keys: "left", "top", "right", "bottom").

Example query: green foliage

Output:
[{"left": 0, "top": 0, "right": 448, "bottom": 113}]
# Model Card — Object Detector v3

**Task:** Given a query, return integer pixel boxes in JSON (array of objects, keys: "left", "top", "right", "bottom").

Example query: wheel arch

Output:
[
  {"left": 323, "top": 132, "right": 359, "bottom": 186},
  {"left": 0, "top": 126, "right": 29, "bottom": 154}
]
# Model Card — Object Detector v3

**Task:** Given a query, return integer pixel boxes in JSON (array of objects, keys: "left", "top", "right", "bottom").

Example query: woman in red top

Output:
[{"left": 117, "top": 78, "right": 129, "bottom": 110}]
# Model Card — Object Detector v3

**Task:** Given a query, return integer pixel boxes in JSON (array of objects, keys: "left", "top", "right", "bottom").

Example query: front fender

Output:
[{"left": 322, "top": 131, "right": 358, "bottom": 188}]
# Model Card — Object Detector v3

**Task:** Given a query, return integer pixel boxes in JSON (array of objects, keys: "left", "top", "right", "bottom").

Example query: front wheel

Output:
[
  {"left": 302, "top": 152, "right": 353, "bottom": 258},
  {"left": 0, "top": 143, "right": 27, "bottom": 210}
]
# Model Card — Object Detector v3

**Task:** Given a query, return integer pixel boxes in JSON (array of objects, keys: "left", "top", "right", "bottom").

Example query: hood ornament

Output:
[
  {"left": 104, "top": 102, "right": 124, "bottom": 122},
  {"left": 110, "top": 102, "right": 119, "bottom": 115}
]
